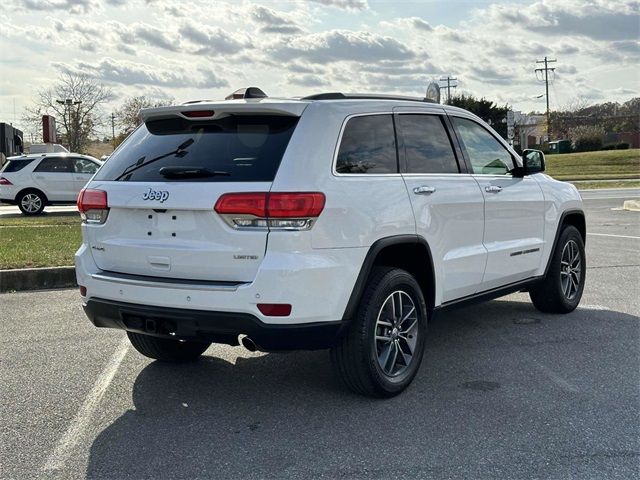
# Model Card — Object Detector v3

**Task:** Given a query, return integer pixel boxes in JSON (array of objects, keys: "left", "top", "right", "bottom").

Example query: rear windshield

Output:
[
  {"left": 1, "top": 159, "right": 35, "bottom": 173},
  {"left": 94, "top": 115, "right": 299, "bottom": 182}
]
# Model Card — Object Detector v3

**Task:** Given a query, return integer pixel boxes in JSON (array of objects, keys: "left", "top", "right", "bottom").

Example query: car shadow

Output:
[{"left": 84, "top": 299, "right": 639, "bottom": 479}]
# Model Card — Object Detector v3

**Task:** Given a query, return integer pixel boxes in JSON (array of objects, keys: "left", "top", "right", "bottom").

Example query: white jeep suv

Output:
[
  {"left": 76, "top": 89, "right": 586, "bottom": 397},
  {"left": 0, "top": 153, "right": 101, "bottom": 215}
]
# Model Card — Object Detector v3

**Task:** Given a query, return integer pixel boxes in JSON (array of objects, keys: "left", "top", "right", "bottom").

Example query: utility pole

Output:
[
  {"left": 439, "top": 76, "right": 458, "bottom": 103},
  {"left": 111, "top": 113, "right": 116, "bottom": 149},
  {"left": 535, "top": 56, "right": 556, "bottom": 141}
]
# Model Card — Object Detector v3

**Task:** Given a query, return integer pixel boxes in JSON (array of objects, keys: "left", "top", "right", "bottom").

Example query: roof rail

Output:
[{"left": 302, "top": 92, "right": 437, "bottom": 103}]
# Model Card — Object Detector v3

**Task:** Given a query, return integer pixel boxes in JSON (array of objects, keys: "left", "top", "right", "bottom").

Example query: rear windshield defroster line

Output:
[{"left": 94, "top": 115, "right": 299, "bottom": 183}]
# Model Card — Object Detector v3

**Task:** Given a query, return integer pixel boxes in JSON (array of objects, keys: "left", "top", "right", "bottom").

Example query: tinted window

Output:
[
  {"left": 452, "top": 117, "right": 514, "bottom": 175},
  {"left": 74, "top": 158, "right": 99, "bottom": 174},
  {"left": 399, "top": 115, "right": 458, "bottom": 174},
  {"left": 1, "top": 159, "right": 34, "bottom": 172},
  {"left": 336, "top": 115, "right": 397, "bottom": 174},
  {"left": 94, "top": 115, "right": 299, "bottom": 182},
  {"left": 34, "top": 157, "right": 73, "bottom": 173}
]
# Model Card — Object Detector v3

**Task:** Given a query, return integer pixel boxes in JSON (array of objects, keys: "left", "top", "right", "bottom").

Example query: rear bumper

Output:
[{"left": 84, "top": 297, "right": 343, "bottom": 351}]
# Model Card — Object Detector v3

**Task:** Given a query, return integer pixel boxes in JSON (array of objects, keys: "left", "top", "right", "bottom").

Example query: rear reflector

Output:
[
  {"left": 182, "top": 110, "right": 215, "bottom": 118},
  {"left": 257, "top": 303, "right": 292, "bottom": 317},
  {"left": 0, "top": 177, "right": 12, "bottom": 185},
  {"left": 79, "top": 285, "right": 87, "bottom": 297},
  {"left": 214, "top": 192, "right": 325, "bottom": 218}
]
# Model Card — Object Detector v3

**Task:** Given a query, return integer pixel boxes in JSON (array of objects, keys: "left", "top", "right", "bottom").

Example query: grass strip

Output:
[{"left": 0, "top": 225, "right": 81, "bottom": 269}]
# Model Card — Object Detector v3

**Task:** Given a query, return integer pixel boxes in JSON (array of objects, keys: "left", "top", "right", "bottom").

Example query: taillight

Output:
[
  {"left": 214, "top": 192, "right": 325, "bottom": 231},
  {"left": 77, "top": 188, "right": 109, "bottom": 224},
  {"left": 0, "top": 177, "right": 12, "bottom": 185}
]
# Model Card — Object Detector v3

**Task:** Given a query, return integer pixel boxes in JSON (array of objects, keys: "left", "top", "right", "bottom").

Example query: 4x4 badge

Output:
[{"left": 142, "top": 188, "right": 169, "bottom": 203}]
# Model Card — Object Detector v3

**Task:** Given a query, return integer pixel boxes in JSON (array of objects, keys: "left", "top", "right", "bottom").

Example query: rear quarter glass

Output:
[
  {"left": 94, "top": 115, "right": 299, "bottom": 182},
  {"left": 1, "top": 159, "right": 35, "bottom": 173}
]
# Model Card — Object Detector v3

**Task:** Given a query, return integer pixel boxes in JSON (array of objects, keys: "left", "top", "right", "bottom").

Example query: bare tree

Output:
[
  {"left": 23, "top": 73, "right": 113, "bottom": 153},
  {"left": 115, "top": 95, "right": 174, "bottom": 137}
]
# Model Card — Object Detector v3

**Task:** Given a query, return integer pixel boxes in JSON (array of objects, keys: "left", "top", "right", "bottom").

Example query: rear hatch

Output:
[{"left": 84, "top": 102, "right": 306, "bottom": 282}]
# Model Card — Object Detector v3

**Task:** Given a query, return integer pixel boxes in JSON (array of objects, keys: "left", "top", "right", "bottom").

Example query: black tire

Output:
[
  {"left": 330, "top": 267, "right": 428, "bottom": 398},
  {"left": 17, "top": 189, "right": 46, "bottom": 215},
  {"left": 529, "top": 225, "right": 586, "bottom": 313},
  {"left": 127, "top": 332, "right": 210, "bottom": 362}
]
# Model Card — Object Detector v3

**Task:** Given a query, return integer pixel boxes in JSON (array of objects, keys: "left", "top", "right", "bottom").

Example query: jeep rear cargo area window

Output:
[
  {"left": 336, "top": 115, "right": 398, "bottom": 174},
  {"left": 94, "top": 115, "right": 299, "bottom": 182}
]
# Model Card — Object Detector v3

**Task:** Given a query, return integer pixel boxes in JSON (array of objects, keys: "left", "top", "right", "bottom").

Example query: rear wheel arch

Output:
[
  {"left": 342, "top": 235, "right": 436, "bottom": 322},
  {"left": 15, "top": 187, "right": 48, "bottom": 205}
]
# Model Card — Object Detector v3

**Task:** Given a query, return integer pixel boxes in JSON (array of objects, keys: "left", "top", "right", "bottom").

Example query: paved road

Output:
[
  {"left": 1, "top": 194, "right": 638, "bottom": 479},
  {"left": 0, "top": 204, "right": 78, "bottom": 217}
]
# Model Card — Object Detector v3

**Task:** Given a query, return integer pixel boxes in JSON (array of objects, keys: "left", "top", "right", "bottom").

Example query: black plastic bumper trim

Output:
[{"left": 83, "top": 297, "right": 342, "bottom": 351}]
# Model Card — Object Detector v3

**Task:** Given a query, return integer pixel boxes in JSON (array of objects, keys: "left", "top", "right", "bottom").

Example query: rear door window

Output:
[
  {"left": 34, "top": 157, "right": 74, "bottom": 173},
  {"left": 1, "top": 159, "right": 34, "bottom": 172},
  {"left": 336, "top": 115, "right": 398, "bottom": 174},
  {"left": 94, "top": 115, "right": 299, "bottom": 182},
  {"left": 398, "top": 114, "right": 459, "bottom": 174}
]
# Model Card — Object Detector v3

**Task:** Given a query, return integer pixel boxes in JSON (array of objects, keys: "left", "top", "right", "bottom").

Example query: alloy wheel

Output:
[
  {"left": 560, "top": 239, "right": 582, "bottom": 300},
  {"left": 21, "top": 193, "right": 42, "bottom": 213},
  {"left": 374, "top": 290, "right": 419, "bottom": 377}
]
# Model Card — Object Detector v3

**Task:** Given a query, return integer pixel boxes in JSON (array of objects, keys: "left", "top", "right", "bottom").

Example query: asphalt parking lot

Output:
[{"left": 1, "top": 189, "right": 638, "bottom": 480}]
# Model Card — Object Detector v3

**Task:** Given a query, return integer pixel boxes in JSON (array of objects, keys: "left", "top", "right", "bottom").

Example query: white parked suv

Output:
[
  {"left": 0, "top": 153, "right": 102, "bottom": 215},
  {"left": 76, "top": 89, "right": 586, "bottom": 397}
]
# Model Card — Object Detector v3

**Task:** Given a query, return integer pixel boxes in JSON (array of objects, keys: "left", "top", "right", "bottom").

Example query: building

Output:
[{"left": 0, "top": 123, "right": 24, "bottom": 166}]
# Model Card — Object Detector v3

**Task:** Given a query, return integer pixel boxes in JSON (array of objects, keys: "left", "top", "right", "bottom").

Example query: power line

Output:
[
  {"left": 439, "top": 76, "right": 458, "bottom": 103},
  {"left": 535, "top": 56, "right": 556, "bottom": 140}
]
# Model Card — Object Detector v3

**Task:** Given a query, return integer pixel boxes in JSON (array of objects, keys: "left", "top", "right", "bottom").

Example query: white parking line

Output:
[
  {"left": 43, "top": 336, "right": 129, "bottom": 471},
  {"left": 580, "top": 304, "right": 610, "bottom": 311},
  {"left": 587, "top": 232, "right": 640, "bottom": 240}
]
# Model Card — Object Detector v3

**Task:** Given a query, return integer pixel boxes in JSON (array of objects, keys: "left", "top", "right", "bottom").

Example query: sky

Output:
[{"left": 1, "top": 0, "right": 638, "bottom": 136}]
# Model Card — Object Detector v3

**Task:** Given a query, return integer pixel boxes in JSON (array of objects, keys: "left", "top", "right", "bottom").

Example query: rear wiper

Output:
[
  {"left": 158, "top": 167, "right": 231, "bottom": 179},
  {"left": 115, "top": 138, "right": 194, "bottom": 181}
]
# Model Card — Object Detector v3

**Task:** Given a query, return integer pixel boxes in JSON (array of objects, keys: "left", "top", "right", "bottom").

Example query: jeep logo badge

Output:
[{"left": 142, "top": 188, "right": 169, "bottom": 203}]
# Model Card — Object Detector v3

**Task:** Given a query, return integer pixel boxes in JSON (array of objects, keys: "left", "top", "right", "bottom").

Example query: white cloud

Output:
[
  {"left": 53, "top": 57, "right": 229, "bottom": 89},
  {"left": 306, "top": 0, "right": 368, "bottom": 11},
  {"left": 270, "top": 30, "right": 415, "bottom": 64}
]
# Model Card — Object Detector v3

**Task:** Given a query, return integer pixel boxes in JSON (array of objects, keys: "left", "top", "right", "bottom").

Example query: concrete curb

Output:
[
  {"left": 623, "top": 200, "right": 640, "bottom": 212},
  {"left": 0, "top": 266, "right": 76, "bottom": 293}
]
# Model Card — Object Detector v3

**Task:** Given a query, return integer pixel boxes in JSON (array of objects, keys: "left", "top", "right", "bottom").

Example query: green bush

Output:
[
  {"left": 616, "top": 142, "right": 630, "bottom": 150},
  {"left": 601, "top": 144, "right": 617, "bottom": 150},
  {"left": 569, "top": 125, "right": 605, "bottom": 152}
]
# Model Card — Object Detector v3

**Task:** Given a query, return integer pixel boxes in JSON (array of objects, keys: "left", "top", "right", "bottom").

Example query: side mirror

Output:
[{"left": 514, "top": 149, "right": 545, "bottom": 176}]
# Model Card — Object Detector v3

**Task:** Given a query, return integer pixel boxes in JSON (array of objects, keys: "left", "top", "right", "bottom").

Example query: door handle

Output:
[
  {"left": 485, "top": 185, "right": 503, "bottom": 193},
  {"left": 413, "top": 186, "right": 436, "bottom": 195}
]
